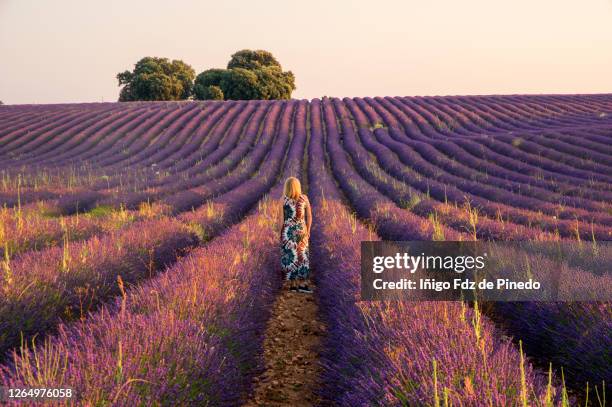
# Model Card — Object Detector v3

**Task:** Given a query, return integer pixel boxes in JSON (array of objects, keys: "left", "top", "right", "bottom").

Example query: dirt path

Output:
[{"left": 244, "top": 281, "right": 324, "bottom": 406}]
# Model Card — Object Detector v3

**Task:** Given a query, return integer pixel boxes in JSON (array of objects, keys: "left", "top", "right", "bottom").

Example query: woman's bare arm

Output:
[
  {"left": 305, "top": 199, "right": 312, "bottom": 237},
  {"left": 279, "top": 200, "right": 284, "bottom": 233}
]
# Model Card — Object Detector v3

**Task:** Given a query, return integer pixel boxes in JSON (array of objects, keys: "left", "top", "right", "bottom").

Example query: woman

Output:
[{"left": 280, "top": 177, "right": 313, "bottom": 293}]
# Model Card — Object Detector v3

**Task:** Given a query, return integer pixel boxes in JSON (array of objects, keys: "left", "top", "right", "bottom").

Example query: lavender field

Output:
[{"left": 0, "top": 95, "right": 611, "bottom": 406}]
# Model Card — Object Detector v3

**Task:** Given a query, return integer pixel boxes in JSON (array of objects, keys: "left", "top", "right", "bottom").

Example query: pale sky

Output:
[{"left": 1, "top": 0, "right": 612, "bottom": 104}]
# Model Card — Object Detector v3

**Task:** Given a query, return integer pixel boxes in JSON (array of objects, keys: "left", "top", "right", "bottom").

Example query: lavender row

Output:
[
  {"left": 0, "top": 106, "right": 81, "bottom": 141},
  {"left": 0, "top": 98, "right": 307, "bottom": 404},
  {"left": 332, "top": 99, "right": 555, "bottom": 241},
  {"left": 1, "top": 102, "right": 192, "bottom": 193},
  {"left": 0, "top": 217, "right": 198, "bottom": 359},
  {"left": 143, "top": 101, "right": 268, "bottom": 197},
  {"left": 0, "top": 104, "right": 128, "bottom": 162},
  {"left": 0, "top": 104, "right": 113, "bottom": 152},
  {"left": 0, "top": 164, "right": 269, "bottom": 362},
  {"left": 38, "top": 101, "right": 253, "bottom": 212},
  {"left": 1, "top": 102, "right": 278, "bottom": 257},
  {"left": 0, "top": 198, "right": 282, "bottom": 405},
  {"left": 489, "top": 302, "right": 611, "bottom": 392},
  {"left": 306, "top": 143, "right": 560, "bottom": 404},
  {"left": 324, "top": 97, "right": 606, "bottom": 241},
  {"left": 48, "top": 102, "right": 205, "bottom": 189},
  {"left": 346, "top": 110, "right": 611, "bottom": 239},
  {"left": 356, "top": 98, "right": 609, "bottom": 209},
  {"left": 449, "top": 96, "right": 612, "bottom": 172},
  {"left": 50, "top": 101, "right": 276, "bottom": 214},
  {"left": 312, "top": 98, "right": 463, "bottom": 241},
  {"left": 15, "top": 104, "right": 158, "bottom": 167},
  {"left": 160, "top": 100, "right": 291, "bottom": 214},
  {"left": 544, "top": 129, "right": 612, "bottom": 158},
  {"left": 393, "top": 94, "right": 612, "bottom": 190},
  {"left": 0, "top": 201, "right": 167, "bottom": 259},
  {"left": 349, "top": 104, "right": 612, "bottom": 239},
  {"left": 84, "top": 101, "right": 239, "bottom": 185},
  {"left": 48, "top": 103, "right": 249, "bottom": 214},
  {"left": 90, "top": 103, "right": 189, "bottom": 168},
  {"left": 36, "top": 104, "right": 183, "bottom": 167},
  {"left": 0, "top": 99, "right": 302, "bottom": 360},
  {"left": 182, "top": 98, "right": 309, "bottom": 226},
  {"left": 359, "top": 95, "right": 612, "bottom": 203},
  {"left": 366, "top": 97, "right": 612, "bottom": 205},
  {"left": 391, "top": 96, "right": 612, "bottom": 190},
  {"left": 437, "top": 96, "right": 612, "bottom": 184},
  {"left": 317, "top": 98, "right": 611, "bottom": 397}
]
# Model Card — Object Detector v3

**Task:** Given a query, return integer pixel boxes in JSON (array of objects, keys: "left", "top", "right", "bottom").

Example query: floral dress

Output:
[{"left": 281, "top": 194, "right": 310, "bottom": 280}]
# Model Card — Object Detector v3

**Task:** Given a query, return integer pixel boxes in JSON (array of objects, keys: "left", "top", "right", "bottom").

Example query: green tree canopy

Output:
[
  {"left": 194, "top": 50, "right": 295, "bottom": 101},
  {"left": 199, "top": 85, "right": 224, "bottom": 100},
  {"left": 227, "top": 49, "right": 281, "bottom": 70},
  {"left": 117, "top": 57, "right": 195, "bottom": 101}
]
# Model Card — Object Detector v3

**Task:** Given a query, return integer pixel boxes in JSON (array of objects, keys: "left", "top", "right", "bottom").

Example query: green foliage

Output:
[
  {"left": 227, "top": 49, "right": 281, "bottom": 70},
  {"left": 194, "top": 68, "right": 226, "bottom": 89},
  {"left": 253, "top": 66, "right": 295, "bottom": 99},
  {"left": 219, "top": 68, "right": 261, "bottom": 100},
  {"left": 86, "top": 205, "right": 115, "bottom": 218},
  {"left": 194, "top": 49, "right": 295, "bottom": 101},
  {"left": 193, "top": 69, "right": 234, "bottom": 100},
  {"left": 117, "top": 57, "right": 195, "bottom": 102},
  {"left": 201, "top": 85, "right": 224, "bottom": 100},
  {"left": 118, "top": 50, "right": 294, "bottom": 101}
]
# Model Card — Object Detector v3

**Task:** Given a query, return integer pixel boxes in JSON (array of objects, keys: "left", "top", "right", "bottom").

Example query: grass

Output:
[{"left": 86, "top": 205, "right": 116, "bottom": 218}]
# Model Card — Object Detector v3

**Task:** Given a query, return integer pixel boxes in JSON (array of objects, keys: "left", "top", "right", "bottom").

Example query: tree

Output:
[
  {"left": 117, "top": 57, "right": 195, "bottom": 101},
  {"left": 253, "top": 66, "right": 295, "bottom": 100},
  {"left": 193, "top": 68, "right": 226, "bottom": 100},
  {"left": 194, "top": 50, "right": 295, "bottom": 101},
  {"left": 220, "top": 68, "right": 260, "bottom": 100},
  {"left": 199, "top": 85, "right": 224, "bottom": 100},
  {"left": 227, "top": 49, "right": 281, "bottom": 70},
  {"left": 195, "top": 68, "right": 258, "bottom": 100}
]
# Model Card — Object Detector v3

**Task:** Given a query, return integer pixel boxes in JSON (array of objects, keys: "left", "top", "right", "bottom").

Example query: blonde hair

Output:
[{"left": 283, "top": 177, "right": 302, "bottom": 200}]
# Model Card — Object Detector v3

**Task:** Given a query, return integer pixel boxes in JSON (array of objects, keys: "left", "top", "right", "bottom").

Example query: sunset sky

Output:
[{"left": 1, "top": 0, "right": 611, "bottom": 104}]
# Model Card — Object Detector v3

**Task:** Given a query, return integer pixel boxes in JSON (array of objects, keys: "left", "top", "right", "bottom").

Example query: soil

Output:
[{"left": 244, "top": 281, "right": 324, "bottom": 406}]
